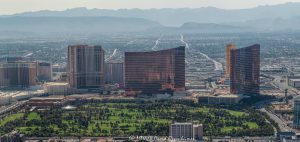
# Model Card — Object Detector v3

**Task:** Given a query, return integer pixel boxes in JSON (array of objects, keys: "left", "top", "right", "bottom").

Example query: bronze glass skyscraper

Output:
[
  {"left": 226, "top": 44, "right": 236, "bottom": 79},
  {"left": 125, "top": 46, "right": 185, "bottom": 94},
  {"left": 68, "top": 45, "right": 105, "bottom": 89},
  {"left": 230, "top": 44, "right": 260, "bottom": 95}
]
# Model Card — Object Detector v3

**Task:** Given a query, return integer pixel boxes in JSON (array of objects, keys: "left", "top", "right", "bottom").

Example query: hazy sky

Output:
[{"left": 1, "top": 0, "right": 300, "bottom": 15}]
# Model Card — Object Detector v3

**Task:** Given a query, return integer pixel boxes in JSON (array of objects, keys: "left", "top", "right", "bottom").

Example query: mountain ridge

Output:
[
  {"left": 2, "top": 2, "right": 300, "bottom": 26},
  {"left": 0, "top": 16, "right": 162, "bottom": 34},
  {"left": 1, "top": 2, "right": 300, "bottom": 34}
]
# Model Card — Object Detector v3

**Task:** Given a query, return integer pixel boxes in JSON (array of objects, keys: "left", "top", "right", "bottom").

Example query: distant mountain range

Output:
[
  {"left": 147, "top": 23, "right": 251, "bottom": 33},
  {"left": 4, "top": 2, "right": 300, "bottom": 26},
  {"left": 0, "top": 17, "right": 161, "bottom": 34},
  {"left": 232, "top": 17, "right": 300, "bottom": 31},
  {"left": 1, "top": 2, "right": 300, "bottom": 34}
]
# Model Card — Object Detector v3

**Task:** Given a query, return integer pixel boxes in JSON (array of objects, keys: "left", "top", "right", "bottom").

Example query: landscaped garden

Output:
[{"left": 0, "top": 100, "right": 274, "bottom": 137}]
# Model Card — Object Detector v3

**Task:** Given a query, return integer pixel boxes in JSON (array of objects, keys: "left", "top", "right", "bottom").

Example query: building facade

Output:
[
  {"left": 125, "top": 46, "right": 185, "bottom": 95},
  {"left": 230, "top": 44, "right": 260, "bottom": 95},
  {"left": 44, "top": 82, "right": 70, "bottom": 95},
  {"left": 226, "top": 44, "right": 236, "bottom": 79},
  {"left": 37, "top": 61, "right": 52, "bottom": 81},
  {"left": 294, "top": 99, "right": 300, "bottom": 128},
  {"left": 27, "top": 97, "right": 67, "bottom": 108},
  {"left": 68, "top": 45, "right": 105, "bottom": 89},
  {"left": 193, "top": 124, "right": 204, "bottom": 140},
  {"left": 170, "top": 123, "right": 203, "bottom": 140},
  {"left": 105, "top": 62, "right": 124, "bottom": 85},
  {"left": 0, "top": 62, "right": 37, "bottom": 88},
  {"left": 197, "top": 94, "right": 243, "bottom": 105},
  {"left": 288, "top": 78, "right": 300, "bottom": 88}
]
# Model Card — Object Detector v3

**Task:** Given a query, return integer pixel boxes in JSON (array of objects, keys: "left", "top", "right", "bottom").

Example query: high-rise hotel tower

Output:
[
  {"left": 226, "top": 44, "right": 236, "bottom": 79},
  {"left": 125, "top": 46, "right": 185, "bottom": 95},
  {"left": 230, "top": 44, "right": 260, "bottom": 95},
  {"left": 105, "top": 62, "right": 124, "bottom": 85},
  {"left": 0, "top": 62, "right": 37, "bottom": 88},
  {"left": 68, "top": 45, "right": 105, "bottom": 89}
]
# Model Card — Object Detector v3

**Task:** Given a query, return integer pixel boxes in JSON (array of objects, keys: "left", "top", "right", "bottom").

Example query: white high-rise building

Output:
[{"left": 170, "top": 123, "right": 203, "bottom": 140}]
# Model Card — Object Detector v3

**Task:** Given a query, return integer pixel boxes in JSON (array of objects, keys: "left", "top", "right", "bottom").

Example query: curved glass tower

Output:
[
  {"left": 125, "top": 46, "right": 185, "bottom": 95},
  {"left": 230, "top": 44, "right": 260, "bottom": 95}
]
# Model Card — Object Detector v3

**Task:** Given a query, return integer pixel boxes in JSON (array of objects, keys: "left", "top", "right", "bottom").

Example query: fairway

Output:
[
  {"left": 0, "top": 113, "right": 24, "bottom": 127},
  {"left": 0, "top": 100, "right": 274, "bottom": 137},
  {"left": 27, "top": 112, "right": 41, "bottom": 121}
]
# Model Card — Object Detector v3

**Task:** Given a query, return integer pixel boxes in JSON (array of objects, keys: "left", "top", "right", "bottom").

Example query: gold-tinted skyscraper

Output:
[
  {"left": 125, "top": 46, "right": 185, "bottom": 95},
  {"left": 68, "top": 45, "right": 105, "bottom": 89},
  {"left": 230, "top": 44, "right": 260, "bottom": 95},
  {"left": 226, "top": 44, "right": 236, "bottom": 79}
]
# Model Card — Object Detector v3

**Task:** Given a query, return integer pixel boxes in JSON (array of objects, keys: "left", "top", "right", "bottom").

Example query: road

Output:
[
  {"left": 180, "top": 34, "right": 223, "bottom": 71},
  {"left": 151, "top": 34, "right": 163, "bottom": 51},
  {"left": 179, "top": 34, "right": 190, "bottom": 64},
  {"left": 23, "top": 52, "right": 33, "bottom": 57},
  {"left": 261, "top": 75, "right": 300, "bottom": 133},
  {"left": 0, "top": 101, "right": 26, "bottom": 114},
  {"left": 179, "top": 34, "right": 223, "bottom": 71},
  {"left": 198, "top": 52, "right": 223, "bottom": 71},
  {"left": 105, "top": 48, "right": 117, "bottom": 62},
  {"left": 260, "top": 108, "right": 291, "bottom": 132},
  {"left": 180, "top": 34, "right": 189, "bottom": 49},
  {"left": 124, "top": 39, "right": 137, "bottom": 47},
  {"left": 0, "top": 101, "right": 27, "bottom": 119}
]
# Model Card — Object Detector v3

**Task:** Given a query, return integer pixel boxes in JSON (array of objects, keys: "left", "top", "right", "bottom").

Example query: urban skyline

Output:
[
  {"left": 1, "top": 1, "right": 300, "bottom": 141},
  {"left": 0, "top": 36, "right": 296, "bottom": 141}
]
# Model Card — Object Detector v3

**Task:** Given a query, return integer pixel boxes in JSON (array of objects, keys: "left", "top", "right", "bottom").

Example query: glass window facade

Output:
[
  {"left": 0, "top": 62, "right": 37, "bottom": 88},
  {"left": 68, "top": 45, "right": 105, "bottom": 89},
  {"left": 230, "top": 44, "right": 260, "bottom": 95},
  {"left": 125, "top": 46, "right": 185, "bottom": 94}
]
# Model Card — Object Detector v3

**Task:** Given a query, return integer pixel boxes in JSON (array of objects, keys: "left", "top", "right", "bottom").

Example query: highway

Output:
[
  {"left": 260, "top": 107, "right": 291, "bottom": 132},
  {"left": 180, "top": 34, "right": 189, "bottom": 49},
  {"left": 23, "top": 52, "right": 33, "bottom": 57},
  {"left": 198, "top": 52, "right": 223, "bottom": 71},
  {"left": 0, "top": 101, "right": 27, "bottom": 119},
  {"left": 105, "top": 48, "right": 118, "bottom": 62},
  {"left": 151, "top": 34, "right": 163, "bottom": 51},
  {"left": 260, "top": 75, "right": 300, "bottom": 133},
  {"left": 124, "top": 39, "right": 137, "bottom": 47},
  {"left": 179, "top": 34, "right": 190, "bottom": 64},
  {"left": 179, "top": 34, "right": 222, "bottom": 71},
  {"left": 0, "top": 101, "right": 26, "bottom": 115}
]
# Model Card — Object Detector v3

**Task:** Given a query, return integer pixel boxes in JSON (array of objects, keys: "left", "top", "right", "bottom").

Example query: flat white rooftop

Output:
[{"left": 290, "top": 79, "right": 300, "bottom": 82}]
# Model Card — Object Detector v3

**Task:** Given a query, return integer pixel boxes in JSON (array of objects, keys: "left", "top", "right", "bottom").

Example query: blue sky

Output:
[{"left": 1, "top": 0, "right": 300, "bottom": 15}]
